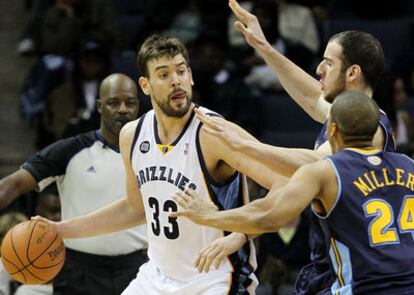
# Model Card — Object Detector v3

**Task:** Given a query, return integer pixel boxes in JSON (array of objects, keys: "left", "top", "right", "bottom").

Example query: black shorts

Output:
[{"left": 53, "top": 248, "right": 148, "bottom": 295}]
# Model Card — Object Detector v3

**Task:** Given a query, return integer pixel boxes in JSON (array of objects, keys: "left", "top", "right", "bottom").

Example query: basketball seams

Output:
[
  {"left": 10, "top": 220, "right": 44, "bottom": 283},
  {"left": 32, "top": 256, "right": 65, "bottom": 268},
  {"left": 10, "top": 224, "right": 28, "bottom": 273},
  {"left": 26, "top": 220, "right": 39, "bottom": 264},
  {"left": 2, "top": 255, "right": 27, "bottom": 280},
  {"left": 29, "top": 230, "right": 60, "bottom": 264},
  {"left": 10, "top": 265, "right": 47, "bottom": 281},
  {"left": 1, "top": 220, "right": 65, "bottom": 284}
]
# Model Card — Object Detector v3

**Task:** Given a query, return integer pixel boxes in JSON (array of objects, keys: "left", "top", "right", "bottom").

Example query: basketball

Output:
[{"left": 0, "top": 220, "right": 65, "bottom": 284}]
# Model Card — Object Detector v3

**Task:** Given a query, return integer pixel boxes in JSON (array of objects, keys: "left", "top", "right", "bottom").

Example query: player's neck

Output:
[
  {"left": 347, "top": 83, "right": 373, "bottom": 98},
  {"left": 342, "top": 141, "right": 373, "bottom": 151},
  {"left": 155, "top": 104, "right": 195, "bottom": 145}
]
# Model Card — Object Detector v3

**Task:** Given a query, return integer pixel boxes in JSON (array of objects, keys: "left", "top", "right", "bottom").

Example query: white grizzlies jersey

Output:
[{"left": 130, "top": 107, "right": 257, "bottom": 291}]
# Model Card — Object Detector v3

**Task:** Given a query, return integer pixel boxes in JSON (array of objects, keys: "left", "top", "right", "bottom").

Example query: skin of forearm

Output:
[
  {"left": 0, "top": 173, "right": 35, "bottom": 209},
  {"left": 203, "top": 201, "right": 273, "bottom": 235},
  {"left": 202, "top": 184, "right": 305, "bottom": 235},
  {"left": 0, "top": 179, "right": 21, "bottom": 208},
  {"left": 58, "top": 198, "right": 145, "bottom": 239},
  {"left": 239, "top": 140, "right": 322, "bottom": 177}
]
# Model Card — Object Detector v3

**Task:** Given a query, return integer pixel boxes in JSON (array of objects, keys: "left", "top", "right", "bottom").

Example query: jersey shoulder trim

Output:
[{"left": 130, "top": 113, "right": 147, "bottom": 162}]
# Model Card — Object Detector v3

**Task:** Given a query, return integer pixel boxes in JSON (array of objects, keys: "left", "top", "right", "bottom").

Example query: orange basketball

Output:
[{"left": 1, "top": 220, "right": 65, "bottom": 284}]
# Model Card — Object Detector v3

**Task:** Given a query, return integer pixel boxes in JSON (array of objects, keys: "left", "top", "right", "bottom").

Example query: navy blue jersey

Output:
[
  {"left": 314, "top": 111, "right": 395, "bottom": 151},
  {"left": 295, "top": 111, "right": 396, "bottom": 295},
  {"left": 320, "top": 149, "right": 414, "bottom": 294}
]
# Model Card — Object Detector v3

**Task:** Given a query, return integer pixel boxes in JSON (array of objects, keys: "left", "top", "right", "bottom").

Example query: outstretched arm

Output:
[
  {"left": 0, "top": 170, "right": 37, "bottom": 209},
  {"left": 197, "top": 110, "right": 331, "bottom": 178},
  {"left": 198, "top": 113, "right": 288, "bottom": 189},
  {"left": 229, "top": 0, "right": 330, "bottom": 122},
  {"left": 172, "top": 161, "right": 328, "bottom": 234},
  {"left": 44, "top": 121, "right": 146, "bottom": 239}
]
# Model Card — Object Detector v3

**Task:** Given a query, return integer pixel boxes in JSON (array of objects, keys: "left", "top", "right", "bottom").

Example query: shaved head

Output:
[
  {"left": 331, "top": 91, "right": 379, "bottom": 141},
  {"left": 97, "top": 73, "right": 139, "bottom": 144},
  {"left": 99, "top": 73, "right": 137, "bottom": 100}
]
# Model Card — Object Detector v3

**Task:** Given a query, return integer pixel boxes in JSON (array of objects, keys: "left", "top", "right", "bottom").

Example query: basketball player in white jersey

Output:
[{"left": 34, "top": 35, "right": 261, "bottom": 294}]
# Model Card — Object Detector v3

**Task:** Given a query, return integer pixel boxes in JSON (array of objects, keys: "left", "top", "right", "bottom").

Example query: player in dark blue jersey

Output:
[
  {"left": 188, "top": 1, "right": 396, "bottom": 293},
  {"left": 173, "top": 91, "right": 414, "bottom": 295}
]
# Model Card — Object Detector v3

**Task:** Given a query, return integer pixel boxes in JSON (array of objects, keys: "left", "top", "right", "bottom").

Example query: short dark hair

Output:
[
  {"left": 331, "top": 91, "right": 379, "bottom": 141},
  {"left": 137, "top": 34, "right": 190, "bottom": 78},
  {"left": 329, "top": 31, "right": 385, "bottom": 90}
]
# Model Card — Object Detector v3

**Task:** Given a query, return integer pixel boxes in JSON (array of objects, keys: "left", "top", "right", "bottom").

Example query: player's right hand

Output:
[
  {"left": 31, "top": 215, "right": 60, "bottom": 234},
  {"left": 228, "top": 0, "right": 270, "bottom": 50},
  {"left": 170, "top": 189, "right": 218, "bottom": 225}
]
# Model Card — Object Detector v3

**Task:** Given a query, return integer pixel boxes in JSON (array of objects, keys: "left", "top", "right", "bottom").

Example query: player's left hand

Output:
[
  {"left": 170, "top": 189, "right": 218, "bottom": 224},
  {"left": 195, "top": 232, "right": 247, "bottom": 273}
]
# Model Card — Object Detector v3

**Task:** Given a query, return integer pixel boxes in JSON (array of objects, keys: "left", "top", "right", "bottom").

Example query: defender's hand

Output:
[
  {"left": 170, "top": 189, "right": 218, "bottom": 224},
  {"left": 195, "top": 109, "right": 244, "bottom": 150},
  {"left": 228, "top": 0, "right": 270, "bottom": 50}
]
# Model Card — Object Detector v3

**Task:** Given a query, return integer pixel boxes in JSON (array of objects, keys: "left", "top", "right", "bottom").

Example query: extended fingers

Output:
[
  {"left": 214, "top": 253, "right": 225, "bottom": 270},
  {"left": 229, "top": 0, "right": 248, "bottom": 23},
  {"left": 196, "top": 244, "right": 222, "bottom": 273},
  {"left": 172, "top": 191, "right": 193, "bottom": 209},
  {"left": 195, "top": 110, "right": 221, "bottom": 130}
]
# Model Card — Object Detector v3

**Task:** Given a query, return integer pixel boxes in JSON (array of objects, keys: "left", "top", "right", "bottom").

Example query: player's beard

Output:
[
  {"left": 154, "top": 91, "right": 192, "bottom": 118},
  {"left": 323, "top": 73, "right": 346, "bottom": 103}
]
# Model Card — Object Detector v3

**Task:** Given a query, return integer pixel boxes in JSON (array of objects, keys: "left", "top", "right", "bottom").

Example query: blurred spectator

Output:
[
  {"left": 190, "top": 35, "right": 230, "bottom": 107},
  {"left": 17, "top": 0, "right": 120, "bottom": 57},
  {"left": 256, "top": 214, "right": 310, "bottom": 295},
  {"left": 164, "top": 0, "right": 201, "bottom": 44},
  {"left": 228, "top": 0, "right": 319, "bottom": 93},
  {"left": 16, "top": 0, "right": 53, "bottom": 55},
  {"left": 247, "top": 180, "right": 311, "bottom": 295},
  {"left": 227, "top": 0, "right": 253, "bottom": 56},
  {"left": 0, "top": 213, "right": 28, "bottom": 247},
  {"left": 374, "top": 71, "right": 413, "bottom": 153},
  {"left": 243, "top": 0, "right": 285, "bottom": 92},
  {"left": 35, "top": 185, "right": 61, "bottom": 222},
  {"left": 20, "top": 54, "right": 72, "bottom": 125},
  {"left": 190, "top": 34, "right": 260, "bottom": 135},
  {"left": 115, "top": 0, "right": 188, "bottom": 51},
  {"left": 36, "top": 39, "right": 111, "bottom": 148},
  {"left": 277, "top": 0, "right": 320, "bottom": 69},
  {"left": 195, "top": 0, "right": 230, "bottom": 48}
]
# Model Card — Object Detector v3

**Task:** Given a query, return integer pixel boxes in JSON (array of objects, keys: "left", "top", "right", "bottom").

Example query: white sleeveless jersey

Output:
[{"left": 130, "top": 107, "right": 257, "bottom": 286}]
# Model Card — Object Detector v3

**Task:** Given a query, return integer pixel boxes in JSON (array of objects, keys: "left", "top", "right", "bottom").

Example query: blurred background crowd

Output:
[{"left": 2, "top": 0, "right": 414, "bottom": 294}]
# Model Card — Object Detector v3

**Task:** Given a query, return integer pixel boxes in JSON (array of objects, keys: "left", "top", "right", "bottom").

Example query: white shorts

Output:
[{"left": 121, "top": 261, "right": 257, "bottom": 295}]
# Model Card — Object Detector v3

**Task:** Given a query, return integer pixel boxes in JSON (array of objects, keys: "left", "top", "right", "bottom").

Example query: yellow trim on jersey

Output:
[
  {"left": 331, "top": 238, "right": 345, "bottom": 287},
  {"left": 156, "top": 144, "right": 174, "bottom": 155},
  {"left": 345, "top": 147, "right": 381, "bottom": 155}
]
